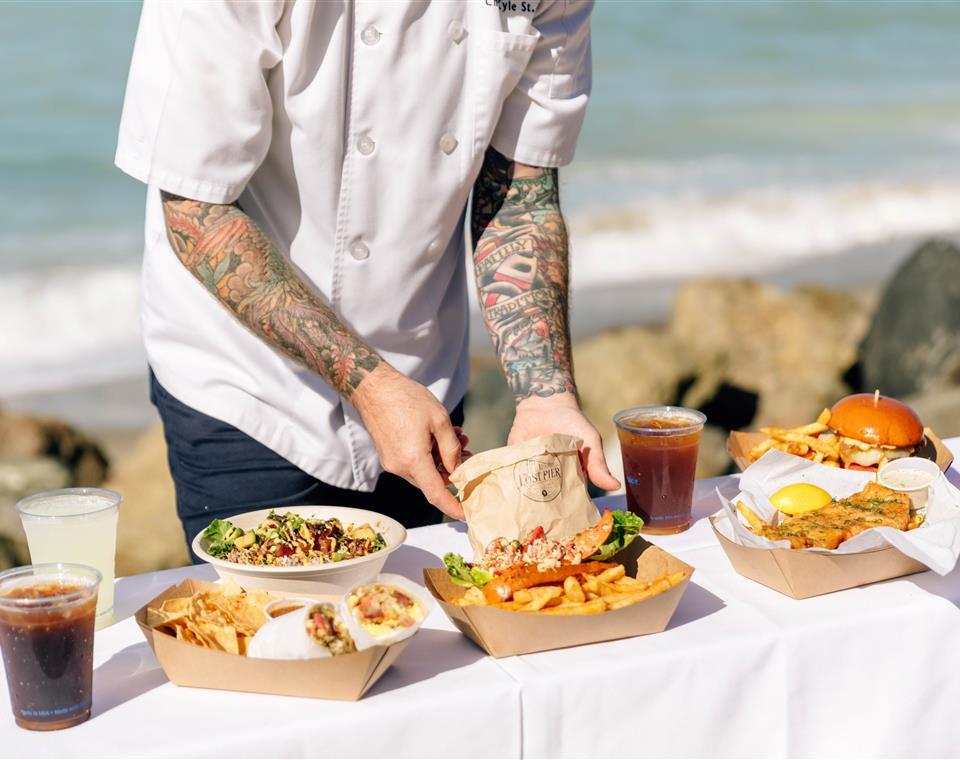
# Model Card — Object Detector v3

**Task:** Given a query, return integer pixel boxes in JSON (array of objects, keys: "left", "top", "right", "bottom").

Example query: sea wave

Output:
[
  {"left": 565, "top": 178, "right": 960, "bottom": 288},
  {"left": 3, "top": 176, "right": 960, "bottom": 397},
  {"left": 0, "top": 265, "right": 145, "bottom": 396}
]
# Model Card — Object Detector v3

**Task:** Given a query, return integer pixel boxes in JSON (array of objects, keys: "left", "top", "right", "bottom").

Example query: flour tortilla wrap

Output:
[
  {"left": 449, "top": 434, "right": 600, "bottom": 561},
  {"left": 247, "top": 601, "right": 351, "bottom": 659},
  {"left": 341, "top": 574, "right": 433, "bottom": 648}
]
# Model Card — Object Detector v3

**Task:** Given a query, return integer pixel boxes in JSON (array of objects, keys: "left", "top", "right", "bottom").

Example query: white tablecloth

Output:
[{"left": 4, "top": 440, "right": 960, "bottom": 758}]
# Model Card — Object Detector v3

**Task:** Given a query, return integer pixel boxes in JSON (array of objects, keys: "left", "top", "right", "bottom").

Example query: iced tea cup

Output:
[
  {"left": 614, "top": 406, "right": 706, "bottom": 535},
  {"left": 0, "top": 563, "right": 100, "bottom": 730},
  {"left": 17, "top": 488, "right": 120, "bottom": 629}
]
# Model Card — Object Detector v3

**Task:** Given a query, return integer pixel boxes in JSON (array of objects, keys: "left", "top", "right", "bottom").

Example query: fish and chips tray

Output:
[
  {"left": 424, "top": 540, "right": 693, "bottom": 658},
  {"left": 135, "top": 578, "right": 417, "bottom": 701},
  {"left": 711, "top": 449, "right": 960, "bottom": 599}
]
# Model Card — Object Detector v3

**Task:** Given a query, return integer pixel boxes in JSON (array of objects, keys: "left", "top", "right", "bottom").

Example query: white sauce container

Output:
[{"left": 878, "top": 456, "right": 941, "bottom": 512}]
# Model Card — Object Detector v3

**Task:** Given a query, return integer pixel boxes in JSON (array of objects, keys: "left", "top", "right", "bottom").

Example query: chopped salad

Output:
[{"left": 203, "top": 511, "right": 386, "bottom": 566}]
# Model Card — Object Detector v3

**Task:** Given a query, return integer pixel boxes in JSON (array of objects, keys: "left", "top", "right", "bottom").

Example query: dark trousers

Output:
[{"left": 149, "top": 371, "right": 461, "bottom": 562}]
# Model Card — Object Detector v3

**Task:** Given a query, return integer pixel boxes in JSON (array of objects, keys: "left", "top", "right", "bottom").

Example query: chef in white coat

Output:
[{"left": 116, "top": 0, "right": 618, "bottom": 553}]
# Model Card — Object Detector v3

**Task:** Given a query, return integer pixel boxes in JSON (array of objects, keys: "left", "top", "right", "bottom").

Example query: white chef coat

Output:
[{"left": 116, "top": 0, "right": 592, "bottom": 491}]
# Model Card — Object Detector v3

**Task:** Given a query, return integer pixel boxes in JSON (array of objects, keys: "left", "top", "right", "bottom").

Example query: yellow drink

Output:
[{"left": 16, "top": 489, "right": 121, "bottom": 629}]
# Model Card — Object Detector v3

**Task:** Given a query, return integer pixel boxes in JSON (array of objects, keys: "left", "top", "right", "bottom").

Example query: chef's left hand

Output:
[{"left": 508, "top": 394, "right": 620, "bottom": 492}]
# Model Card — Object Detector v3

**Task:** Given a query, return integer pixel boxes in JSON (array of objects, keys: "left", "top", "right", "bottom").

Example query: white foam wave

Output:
[
  {"left": 4, "top": 177, "right": 960, "bottom": 398},
  {"left": 566, "top": 179, "right": 960, "bottom": 288},
  {"left": 0, "top": 264, "right": 145, "bottom": 396}
]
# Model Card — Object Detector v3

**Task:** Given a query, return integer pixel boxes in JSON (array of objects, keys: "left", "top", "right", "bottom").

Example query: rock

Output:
[
  {"left": 463, "top": 357, "right": 516, "bottom": 454},
  {"left": 670, "top": 279, "right": 875, "bottom": 428},
  {"left": 904, "top": 386, "right": 960, "bottom": 440},
  {"left": 860, "top": 239, "right": 960, "bottom": 396},
  {"left": 0, "top": 457, "right": 72, "bottom": 568},
  {"left": 103, "top": 424, "right": 190, "bottom": 576},
  {"left": 573, "top": 326, "right": 689, "bottom": 444},
  {"left": 0, "top": 411, "right": 109, "bottom": 486}
]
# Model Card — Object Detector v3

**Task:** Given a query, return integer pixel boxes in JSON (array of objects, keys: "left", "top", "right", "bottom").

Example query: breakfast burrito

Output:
[
  {"left": 343, "top": 574, "right": 432, "bottom": 647},
  {"left": 247, "top": 601, "right": 355, "bottom": 659}
]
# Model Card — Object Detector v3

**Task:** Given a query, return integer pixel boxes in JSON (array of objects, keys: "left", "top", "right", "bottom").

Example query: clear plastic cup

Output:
[
  {"left": 0, "top": 563, "right": 100, "bottom": 730},
  {"left": 614, "top": 406, "right": 707, "bottom": 534},
  {"left": 16, "top": 488, "right": 120, "bottom": 628}
]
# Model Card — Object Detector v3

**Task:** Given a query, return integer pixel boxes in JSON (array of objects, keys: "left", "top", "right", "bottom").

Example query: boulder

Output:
[
  {"left": 860, "top": 239, "right": 960, "bottom": 396},
  {"left": 0, "top": 411, "right": 108, "bottom": 486},
  {"left": 904, "top": 386, "right": 960, "bottom": 440},
  {"left": 103, "top": 424, "right": 190, "bottom": 576},
  {"left": 670, "top": 279, "right": 875, "bottom": 428},
  {"left": 0, "top": 457, "right": 72, "bottom": 568},
  {"left": 573, "top": 326, "right": 689, "bottom": 444}
]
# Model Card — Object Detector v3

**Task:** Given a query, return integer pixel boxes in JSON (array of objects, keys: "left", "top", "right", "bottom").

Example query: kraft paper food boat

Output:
[
  {"left": 727, "top": 427, "right": 954, "bottom": 473},
  {"left": 709, "top": 517, "right": 927, "bottom": 599},
  {"left": 135, "top": 579, "right": 410, "bottom": 701},
  {"left": 423, "top": 541, "right": 692, "bottom": 658}
]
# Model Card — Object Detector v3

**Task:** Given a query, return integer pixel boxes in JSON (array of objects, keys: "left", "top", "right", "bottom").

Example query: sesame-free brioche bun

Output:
[{"left": 829, "top": 393, "right": 924, "bottom": 448}]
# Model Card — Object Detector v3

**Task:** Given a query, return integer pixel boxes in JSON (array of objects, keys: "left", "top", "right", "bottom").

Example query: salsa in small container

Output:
[
  {"left": 614, "top": 407, "right": 707, "bottom": 534},
  {"left": 0, "top": 563, "right": 100, "bottom": 731}
]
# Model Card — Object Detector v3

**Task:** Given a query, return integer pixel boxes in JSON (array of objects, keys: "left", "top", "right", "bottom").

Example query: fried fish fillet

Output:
[{"left": 761, "top": 481, "right": 911, "bottom": 550}]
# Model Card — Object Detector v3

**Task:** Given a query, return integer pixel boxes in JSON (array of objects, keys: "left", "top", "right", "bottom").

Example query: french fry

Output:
[
  {"left": 581, "top": 574, "right": 601, "bottom": 596},
  {"left": 490, "top": 600, "right": 526, "bottom": 611},
  {"left": 598, "top": 565, "right": 626, "bottom": 583},
  {"left": 563, "top": 575, "right": 586, "bottom": 604},
  {"left": 538, "top": 598, "right": 607, "bottom": 615},
  {"left": 816, "top": 408, "right": 831, "bottom": 426},
  {"left": 513, "top": 589, "right": 532, "bottom": 604},
  {"left": 736, "top": 501, "right": 766, "bottom": 533},
  {"left": 523, "top": 586, "right": 563, "bottom": 611}
]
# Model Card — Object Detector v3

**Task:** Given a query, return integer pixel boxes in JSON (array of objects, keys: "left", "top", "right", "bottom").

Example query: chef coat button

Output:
[
  {"left": 350, "top": 241, "right": 370, "bottom": 261},
  {"left": 439, "top": 132, "right": 458, "bottom": 155},
  {"left": 361, "top": 25, "right": 381, "bottom": 46},
  {"left": 357, "top": 134, "right": 376, "bottom": 155},
  {"left": 447, "top": 20, "right": 466, "bottom": 43},
  {"left": 427, "top": 241, "right": 441, "bottom": 254}
]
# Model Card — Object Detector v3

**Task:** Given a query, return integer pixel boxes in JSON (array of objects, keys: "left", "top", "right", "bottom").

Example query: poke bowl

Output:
[{"left": 191, "top": 505, "right": 407, "bottom": 593}]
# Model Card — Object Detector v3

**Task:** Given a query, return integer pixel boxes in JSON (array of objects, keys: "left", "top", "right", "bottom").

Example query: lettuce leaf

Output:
[
  {"left": 444, "top": 552, "right": 494, "bottom": 588},
  {"left": 202, "top": 518, "right": 245, "bottom": 558},
  {"left": 589, "top": 510, "right": 644, "bottom": 561}
]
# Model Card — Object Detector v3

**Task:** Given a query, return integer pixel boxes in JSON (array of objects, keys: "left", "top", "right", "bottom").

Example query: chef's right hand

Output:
[{"left": 351, "top": 363, "right": 465, "bottom": 520}]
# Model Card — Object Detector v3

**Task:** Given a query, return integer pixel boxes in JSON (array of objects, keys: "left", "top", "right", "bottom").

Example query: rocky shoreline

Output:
[{"left": 2, "top": 239, "right": 958, "bottom": 575}]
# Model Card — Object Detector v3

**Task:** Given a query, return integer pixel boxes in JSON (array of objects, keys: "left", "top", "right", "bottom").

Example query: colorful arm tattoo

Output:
[
  {"left": 160, "top": 192, "right": 381, "bottom": 398},
  {"left": 470, "top": 148, "right": 577, "bottom": 402}
]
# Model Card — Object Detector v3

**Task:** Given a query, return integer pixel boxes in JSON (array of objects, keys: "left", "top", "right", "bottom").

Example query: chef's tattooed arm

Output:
[
  {"left": 471, "top": 148, "right": 577, "bottom": 401},
  {"left": 160, "top": 192, "right": 381, "bottom": 398}
]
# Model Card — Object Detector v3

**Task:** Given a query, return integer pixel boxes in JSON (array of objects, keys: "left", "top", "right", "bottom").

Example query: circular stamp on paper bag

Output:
[{"left": 513, "top": 455, "right": 563, "bottom": 502}]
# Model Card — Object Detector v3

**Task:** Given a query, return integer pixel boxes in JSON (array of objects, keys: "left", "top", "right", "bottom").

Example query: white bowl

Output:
[{"left": 191, "top": 506, "right": 406, "bottom": 594}]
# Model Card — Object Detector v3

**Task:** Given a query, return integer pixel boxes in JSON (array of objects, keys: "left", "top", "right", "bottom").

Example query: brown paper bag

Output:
[{"left": 449, "top": 434, "right": 600, "bottom": 561}]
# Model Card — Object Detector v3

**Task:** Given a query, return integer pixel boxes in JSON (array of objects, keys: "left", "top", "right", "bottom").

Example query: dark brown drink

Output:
[
  {"left": 0, "top": 565, "right": 100, "bottom": 731},
  {"left": 614, "top": 407, "right": 706, "bottom": 534}
]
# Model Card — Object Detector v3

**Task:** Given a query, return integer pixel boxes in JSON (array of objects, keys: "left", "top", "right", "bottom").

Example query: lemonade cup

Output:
[{"left": 16, "top": 488, "right": 120, "bottom": 629}]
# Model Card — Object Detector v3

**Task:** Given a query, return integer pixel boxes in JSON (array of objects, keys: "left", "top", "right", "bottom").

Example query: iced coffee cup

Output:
[
  {"left": 0, "top": 563, "right": 100, "bottom": 730},
  {"left": 614, "top": 406, "right": 706, "bottom": 534}
]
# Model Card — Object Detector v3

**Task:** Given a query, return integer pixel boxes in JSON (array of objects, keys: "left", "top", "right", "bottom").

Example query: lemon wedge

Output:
[{"left": 769, "top": 483, "right": 832, "bottom": 516}]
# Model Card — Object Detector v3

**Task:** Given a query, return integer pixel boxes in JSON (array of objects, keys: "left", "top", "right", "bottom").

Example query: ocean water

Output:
[{"left": 3, "top": 1, "right": 960, "bottom": 400}]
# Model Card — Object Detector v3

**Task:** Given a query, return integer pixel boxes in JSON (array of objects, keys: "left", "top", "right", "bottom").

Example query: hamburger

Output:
[{"left": 823, "top": 393, "right": 924, "bottom": 470}]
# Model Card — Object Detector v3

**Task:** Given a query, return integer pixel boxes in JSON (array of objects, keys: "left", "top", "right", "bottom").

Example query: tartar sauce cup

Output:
[{"left": 878, "top": 457, "right": 941, "bottom": 512}]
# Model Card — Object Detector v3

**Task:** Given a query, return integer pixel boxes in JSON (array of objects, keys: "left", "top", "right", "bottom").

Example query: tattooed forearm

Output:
[
  {"left": 471, "top": 148, "right": 577, "bottom": 402},
  {"left": 160, "top": 191, "right": 381, "bottom": 398}
]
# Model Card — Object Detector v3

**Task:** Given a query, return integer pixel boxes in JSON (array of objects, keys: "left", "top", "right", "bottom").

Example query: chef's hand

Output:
[
  {"left": 508, "top": 394, "right": 620, "bottom": 492},
  {"left": 352, "top": 363, "right": 465, "bottom": 519}
]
